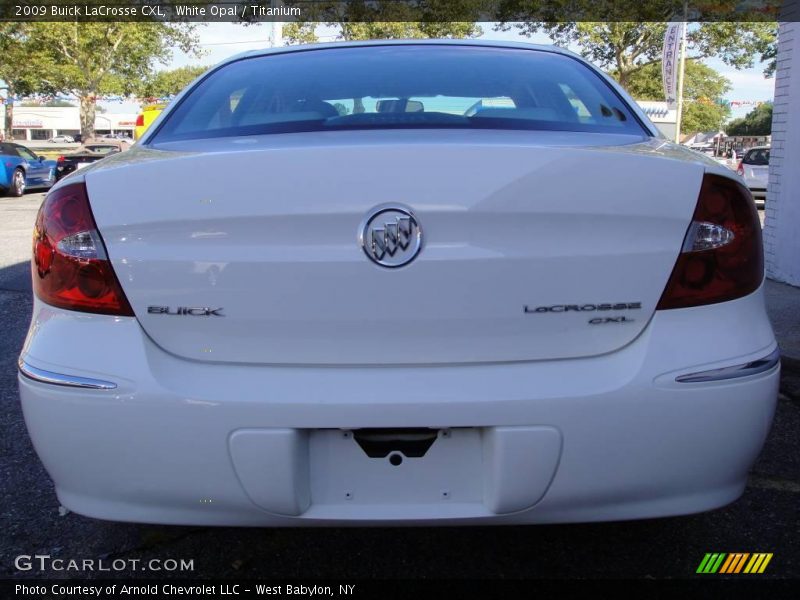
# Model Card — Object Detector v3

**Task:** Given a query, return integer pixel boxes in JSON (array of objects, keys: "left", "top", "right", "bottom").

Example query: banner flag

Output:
[{"left": 662, "top": 22, "right": 684, "bottom": 109}]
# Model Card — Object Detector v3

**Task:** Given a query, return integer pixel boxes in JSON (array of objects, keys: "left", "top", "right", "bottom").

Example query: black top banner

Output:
[{"left": 0, "top": 0, "right": 796, "bottom": 23}]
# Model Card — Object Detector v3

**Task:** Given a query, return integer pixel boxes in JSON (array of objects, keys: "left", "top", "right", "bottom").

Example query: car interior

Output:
[{"left": 154, "top": 46, "right": 643, "bottom": 143}]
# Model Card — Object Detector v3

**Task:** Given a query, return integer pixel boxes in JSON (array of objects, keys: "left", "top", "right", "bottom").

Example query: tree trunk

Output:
[
  {"left": 3, "top": 99, "right": 12, "bottom": 141},
  {"left": 79, "top": 94, "right": 96, "bottom": 140}
]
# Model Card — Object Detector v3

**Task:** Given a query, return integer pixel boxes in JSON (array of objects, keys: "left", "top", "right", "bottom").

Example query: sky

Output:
[{"left": 102, "top": 22, "right": 776, "bottom": 121}]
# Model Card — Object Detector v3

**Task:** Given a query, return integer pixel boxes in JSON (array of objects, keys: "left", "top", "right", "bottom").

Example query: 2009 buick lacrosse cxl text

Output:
[{"left": 18, "top": 41, "right": 779, "bottom": 526}]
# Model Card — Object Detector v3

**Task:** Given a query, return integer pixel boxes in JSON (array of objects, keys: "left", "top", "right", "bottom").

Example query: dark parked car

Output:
[
  {"left": 56, "top": 139, "right": 130, "bottom": 180},
  {"left": 0, "top": 142, "right": 57, "bottom": 196}
]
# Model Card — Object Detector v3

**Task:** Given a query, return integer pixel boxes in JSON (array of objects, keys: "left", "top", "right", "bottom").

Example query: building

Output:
[
  {"left": 4, "top": 105, "right": 136, "bottom": 141},
  {"left": 680, "top": 130, "right": 727, "bottom": 147},
  {"left": 764, "top": 20, "right": 800, "bottom": 287},
  {"left": 636, "top": 100, "right": 678, "bottom": 140}
]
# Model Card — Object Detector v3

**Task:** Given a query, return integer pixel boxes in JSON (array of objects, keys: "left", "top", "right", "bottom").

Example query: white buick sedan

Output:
[{"left": 19, "top": 41, "right": 779, "bottom": 526}]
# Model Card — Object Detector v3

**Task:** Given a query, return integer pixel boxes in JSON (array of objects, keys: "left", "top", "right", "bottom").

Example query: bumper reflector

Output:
[
  {"left": 18, "top": 358, "right": 117, "bottom": 390},
  {"left": 675, "top": 348, "right": 780, "bottom": 383}
]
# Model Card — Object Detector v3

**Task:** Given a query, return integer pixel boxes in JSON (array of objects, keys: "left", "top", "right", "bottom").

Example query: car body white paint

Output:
[{"left": 19, "top": 41, "right": 779, "bottom": 525}]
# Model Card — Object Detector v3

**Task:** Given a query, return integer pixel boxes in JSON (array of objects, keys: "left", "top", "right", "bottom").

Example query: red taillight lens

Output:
[
  {"left": 657, "top": 174, "right": 763, "bottom": 310},
  {"left": 57, "top": 155, "right": 65, "bottom": 163},
  {"left": 32, "top": 183, "right": 134, "bottom": 316},
  {"left": 135, "top": 114, "right": 144, "bottom": 127},
  {"left": 736, "top": 161, "right": 744, "bottom": 175}
]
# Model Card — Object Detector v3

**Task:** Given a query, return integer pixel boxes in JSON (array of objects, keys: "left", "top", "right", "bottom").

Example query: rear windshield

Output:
[
  {"left": 151, "top": 45, "right": 646, "bottom": 143},
  {"left": 744, "top": 148, "right": 770, "bottom": 165}
]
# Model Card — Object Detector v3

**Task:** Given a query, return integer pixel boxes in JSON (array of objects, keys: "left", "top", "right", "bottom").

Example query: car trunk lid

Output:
[{"left": 85, "top": 131, "right": 704, "bottom": 365}]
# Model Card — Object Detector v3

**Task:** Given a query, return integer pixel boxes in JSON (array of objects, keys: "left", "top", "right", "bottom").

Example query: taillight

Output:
[
  {"left": 135, "top": 114, "right": 144, "bottom": 127},
  {"left": 57, "top": 156, "right": 65, "bottom": 163},
  {"left": 657, "top": 174, "right": 763, "bottom": 310},
  {"left": 736, "top": 161, "right": 744, "bottom": 176},
  {"left": 32, "top": 183, "right": 133, "bottom": 316}
]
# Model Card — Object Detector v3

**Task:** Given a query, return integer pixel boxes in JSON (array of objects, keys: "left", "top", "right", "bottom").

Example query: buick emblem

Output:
[{"left": 359, "top": 204, "right": 422, "bottom": 268}]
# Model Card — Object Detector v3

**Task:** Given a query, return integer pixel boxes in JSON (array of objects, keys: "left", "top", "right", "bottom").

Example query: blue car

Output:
[{"left": 0, "top": 142, "right": 57, "bottom": 196}]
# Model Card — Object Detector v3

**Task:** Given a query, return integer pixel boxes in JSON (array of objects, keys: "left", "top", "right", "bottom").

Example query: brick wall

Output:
[{"left": 764, "top": 20, "right": 800, "bottom": 286}]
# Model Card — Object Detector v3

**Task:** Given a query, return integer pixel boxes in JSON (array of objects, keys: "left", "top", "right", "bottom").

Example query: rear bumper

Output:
[
  {"left": 748, "top": 186, "right": 767, "bottom": 205},
  {"left": 55, "top": 166, "right": 75, "bottom": 180},
  {"left": 18, "top": 288, "right": 779, "bottom": 525}
]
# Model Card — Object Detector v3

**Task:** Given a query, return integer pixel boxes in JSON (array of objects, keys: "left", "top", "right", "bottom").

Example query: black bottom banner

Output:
[{"left": 3, "top": 578, "right": 799, "bottom": 600}]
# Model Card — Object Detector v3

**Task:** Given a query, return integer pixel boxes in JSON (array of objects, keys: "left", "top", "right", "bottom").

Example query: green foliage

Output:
[
  {"left": 688, "top": 21, "right": 777, "bottom": 78},
  {"left": 283, "top": 22, "right": 319, "bottom": 45},
  {"left": 140, "top": 66, "right": 209, "bottom": 100},
  {"left": 726, "top": 103, "right": 773, "bottom": 136},
  {"left": 22, "top": 22, "right": 201, "bottom": 97},
  {"left": 0, "top": 18, "right": 201, "bottom": 137},
  {"left": 505, "top": 20, "right": 777, "bottom": 87},
  {"left": 281, "top": 0, "right": 481, "bottom": 44},
  {"left": 681, "top": 101, "right": 728, "bottom": 135},
  {"left": 285, "top": 20, "right": 481, "bottom": 44},
  {"left": 0, "top": 23, "right": 47, "bottom": 133},
  {"left": 0, "top": 23, "right": 42, "bottom": 97},
  {"left": 339, "top": 21, "right": 481, "bottom": 41},
  {"left": 623, "top": 59, "right": 729, "bottom": 100},
  {"left": 623, "top": 59, "right": 732, "bottom": 133},
  {"left": 500, "top": 18, "right": 776, "bottom": 136}
]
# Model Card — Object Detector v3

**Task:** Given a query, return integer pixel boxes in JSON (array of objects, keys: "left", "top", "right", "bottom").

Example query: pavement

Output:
[
  {"left": 766, "top": 279, "right": 800, "bottom": 365},
  {"left": 1, "top": 192, "right": 798, "bottom": 580}
]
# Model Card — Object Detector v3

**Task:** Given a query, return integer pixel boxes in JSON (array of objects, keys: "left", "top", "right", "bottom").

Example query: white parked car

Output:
[
  {"left": 19, "top": 41, "right": 778, "bottom": 526},
  {"left": 47, "top": 135, "right": 75, "bottom": 143},
  {"left": 737, "top": 146, "right": 770, "bottom": 207}
]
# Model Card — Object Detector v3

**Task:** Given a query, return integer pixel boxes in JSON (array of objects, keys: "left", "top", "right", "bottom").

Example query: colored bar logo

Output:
[{"left": 697, "top": 553, "right": 773, "bottom": 574}]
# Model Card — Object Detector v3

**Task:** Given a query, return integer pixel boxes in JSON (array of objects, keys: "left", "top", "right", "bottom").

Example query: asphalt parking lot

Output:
[{"left": 1, "top": 192, "right": 798, "bottom": 580}]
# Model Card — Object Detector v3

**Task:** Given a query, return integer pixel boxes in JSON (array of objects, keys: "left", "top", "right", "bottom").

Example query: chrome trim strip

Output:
[
  {"left": 675, "top": 348, "right": 781, "bottom": 383},
  {"left": 17, "top": 358, "right": 117, "bottom": 390}
]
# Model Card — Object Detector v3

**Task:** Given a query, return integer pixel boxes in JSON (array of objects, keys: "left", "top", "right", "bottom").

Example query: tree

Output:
[
  {"left": 726, "top": 103, "right": 773, "bottom": 136},
  {"left": 0, "top": 23, "right": 44, "bottom": 136},
  {"left": 5, "top": 19, "right": 201, "bottom": 139},
  {"left": 139, "top": 66, "right": 209, "bottom": 101},
  {"left": 283, "top": 22, "right": 320, "bottom": 45},
  {"left": 285, "top": 21, "right": 481, "bottom": 43},
  {"left": 623, "top": 59, "right": 732, "bottom": 133},
  {"left": 282, "top": 0, "right": 481, "bottom": 44},
  {"left": 501, "top": 20, "right": 778, "bottom": 89},
  {"left": 681, "top": 100, "right": 730, "bottom": 135}
]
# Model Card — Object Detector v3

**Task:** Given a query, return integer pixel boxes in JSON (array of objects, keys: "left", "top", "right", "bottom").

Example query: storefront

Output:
[
  {"left": 636, "top": 100, "right": 678, "bottom": 140},
  {"left": 7, "top": 106, "right": 136, "bottom": 140}
]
